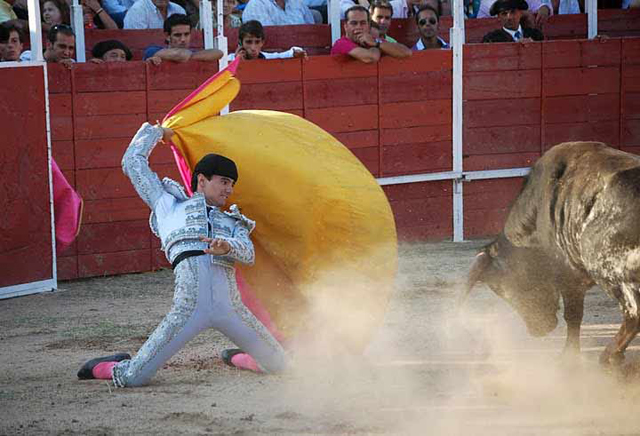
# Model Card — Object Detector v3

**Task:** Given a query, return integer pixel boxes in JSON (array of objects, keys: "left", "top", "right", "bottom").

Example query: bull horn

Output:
[{"left": 457, "top": 251, "right": 491, "bottom": 307}]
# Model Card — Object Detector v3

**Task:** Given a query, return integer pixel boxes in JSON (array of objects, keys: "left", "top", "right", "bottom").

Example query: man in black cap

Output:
[
  {"left": 90, "top": 39, "right": 133, "bottom": 63},
  {"left": 77, "top": 122, "right": 285, "bottom": 387},
  {"left": 482, "top": 0, "right": 544, "bottom": 43}
]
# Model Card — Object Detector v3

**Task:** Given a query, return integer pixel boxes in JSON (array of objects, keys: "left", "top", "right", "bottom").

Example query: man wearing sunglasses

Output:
[
  {"left": 482, "top": 0, "right": 544, "bottom": 43},
  {"left": 412, "top": 5, "right": 449, "bottom": 50}
]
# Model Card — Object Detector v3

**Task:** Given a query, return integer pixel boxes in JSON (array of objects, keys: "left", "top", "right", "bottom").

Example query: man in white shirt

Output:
[
  {"left": 124, "top": 0, "right": 186, "bottom": 29},
  {"left": 242, "top": 0, "right": 315, "bottom": 26},
  {"left": 228, "top": 20, "right": 307, "bottom": 60}
]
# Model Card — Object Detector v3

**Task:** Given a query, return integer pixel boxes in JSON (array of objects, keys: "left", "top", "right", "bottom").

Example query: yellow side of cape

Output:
[{"left": 165, "top": 87, "right": 397, "bottom": 349}]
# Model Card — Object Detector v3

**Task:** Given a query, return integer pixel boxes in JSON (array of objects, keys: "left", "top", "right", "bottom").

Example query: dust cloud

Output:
[{"left": 268, "top": 241, "right": 640, "bottom": 435}]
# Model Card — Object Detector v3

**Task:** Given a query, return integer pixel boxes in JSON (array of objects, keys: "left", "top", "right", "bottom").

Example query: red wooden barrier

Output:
[
  {"left": 0, "top": 66, "right": 53, "bottom": 288},
  {"left": 12, "top": 35, "right": 638, "bottom": 280}
]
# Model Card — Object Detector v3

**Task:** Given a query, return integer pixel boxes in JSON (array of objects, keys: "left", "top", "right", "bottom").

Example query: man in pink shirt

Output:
[{"left": 331, "top": 5, "right": 409, "bottom": 63}]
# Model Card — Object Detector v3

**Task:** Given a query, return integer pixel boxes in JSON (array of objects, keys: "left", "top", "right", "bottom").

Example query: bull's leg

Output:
[
  {"left": 599, "top": 283, "right": 640, "bottom": 366},
  {"left": 561, "top": 289, "right": 585, "bottom": 357},
  {"left": 599, "top": 313, "right": 640, "bottom": 366}
]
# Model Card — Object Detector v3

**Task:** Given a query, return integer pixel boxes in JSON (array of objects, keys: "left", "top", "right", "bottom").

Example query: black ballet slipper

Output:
[{"left": 77, "top": 353, "right": 131, "bottom": 380}]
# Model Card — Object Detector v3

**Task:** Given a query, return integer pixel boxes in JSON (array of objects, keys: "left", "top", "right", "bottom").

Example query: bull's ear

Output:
[{"left": 458, "top": 251, "right": 492, "bottom": 307}]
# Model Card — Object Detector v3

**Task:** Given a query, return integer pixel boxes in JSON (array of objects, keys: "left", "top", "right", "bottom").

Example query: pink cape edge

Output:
[{"left": 51, "top": 157, "right": 83, "bottom": 255}]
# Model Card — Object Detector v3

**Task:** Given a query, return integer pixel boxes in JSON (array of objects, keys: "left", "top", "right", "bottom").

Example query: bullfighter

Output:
[{"left": 77, "top": 122, "right": 285, "bottom": 386}]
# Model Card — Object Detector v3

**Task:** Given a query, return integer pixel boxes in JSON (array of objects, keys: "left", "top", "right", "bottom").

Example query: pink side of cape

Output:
[{"left": 51, "top": 158, "right": 83, "bottom": 255}]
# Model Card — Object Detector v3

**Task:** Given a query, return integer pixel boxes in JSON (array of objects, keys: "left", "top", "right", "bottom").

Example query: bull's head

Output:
[{"left": 460, "top": 234, "right": 560, "bottom": 337}]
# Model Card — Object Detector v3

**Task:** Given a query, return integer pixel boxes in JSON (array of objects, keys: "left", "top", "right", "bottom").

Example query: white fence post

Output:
[
  {"left": 587, "top": 0, "right": 598, "bottom": 39},
  {"left": 329, "top": 0, "right": 341, "bottom": 45},
  {"left": 70, "top": 0, "right": 86, "bottom": 62},
  {"left": 451, "top": 0, "right": 465, "bottom": 242},
  {"left": 26, "top": 0, "right": 44, "bottom": 61}
]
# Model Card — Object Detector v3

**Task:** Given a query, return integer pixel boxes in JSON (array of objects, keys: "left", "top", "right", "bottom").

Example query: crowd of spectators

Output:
[{"left": 0, "top": 0, "right": 637, "bottom": 63}]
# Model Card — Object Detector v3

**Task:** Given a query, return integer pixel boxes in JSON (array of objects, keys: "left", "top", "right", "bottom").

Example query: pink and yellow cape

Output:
[{"left": 161, "top": 59, "right": 397, "bottom": 351}]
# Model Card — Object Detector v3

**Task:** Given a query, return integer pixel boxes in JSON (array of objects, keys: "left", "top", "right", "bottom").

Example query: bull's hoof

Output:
[
  {"left": 558, "top": 349, "right": 581, "bottom": 367},
  {"left": 599, "top": 350, "right": 625, "bottom": 367}
]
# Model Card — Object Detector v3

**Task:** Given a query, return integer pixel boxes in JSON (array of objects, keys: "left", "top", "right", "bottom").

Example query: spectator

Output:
[
  {"left": 143, "top": 14, "right": 223, "bottom": 64},
  {"left": 412, "top": 5, "right": 449, "bottom": 49},
  {"left": 102, "top": 0, "right": 136, "bottom": 27},
  {"left": 42, "top": 0, "right": 71, "bottom": 32},
  {"left": 174, "top": 0, "right": 242, "bottom": 29},
  {"left": 369, "top": 1, "right": 412, "bottom": 55},
  {"left": 123, "top": 0, "right": 186, "bottom": 29},
  {"left": 0, "top": 24, "right": 7, "bottom": 59},
  {"left": 83, "top": 0, "right": 119, "bottom": 29},
  {"left": 241, "top": 0, "right": 315, "bottom": 26},
  {"left": 304, "top": 0, "right": 327, "bottom": 23},
  {"left": 91, "top": 39, "right": 133, "bottom": 62},
  {"left": 332, "top": 5, "right": 411, "bottom": 61},
  {"left": 228, "top": 20, "right": 307, "bottom": 60},
  {"left": 0, "top": 22, "right": 22, "bottom": 61},
  {"left": 384, "top": 0, "right": 428, "bottom": 18},
  {"left": 369, "top": 1, "right": 396, "bottom": 41},
  {"left": 0, "top": 0, "right": 17, "bottom": 23},
  {"left": 551, "top": 0, "right": 580, "bottom": 13},
  {"left": 44, "top": 23, "right": 76, "bottom": 68},
  {"left": 482, "top": 0, "right": 544, "bottom": 42},
  {"left": 477, "top": 0, "right": 551, "bottom": 27}
]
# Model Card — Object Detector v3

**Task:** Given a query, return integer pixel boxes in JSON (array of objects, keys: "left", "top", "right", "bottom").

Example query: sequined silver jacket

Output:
[{"left": 122, "top": 123, "right": 255, "bottom": 268}]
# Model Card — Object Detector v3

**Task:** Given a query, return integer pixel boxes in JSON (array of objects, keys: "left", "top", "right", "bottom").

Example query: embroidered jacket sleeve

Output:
[
  {"left": 121, "top": 122, "right": 165, "bottom": 210},
  {"left": 218, "top": 206, "right": 256, "bottom": 265}
]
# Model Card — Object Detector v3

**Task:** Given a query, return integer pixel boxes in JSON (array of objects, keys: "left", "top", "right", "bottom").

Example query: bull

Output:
[{"left": 461, "top": 142, "right": 640, "bottom": 365}]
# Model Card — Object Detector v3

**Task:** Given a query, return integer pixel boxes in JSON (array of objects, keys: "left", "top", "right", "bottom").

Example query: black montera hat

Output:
[
  {"left": 191, "top": 154, "right": 238, "bottom": 192},
  {"left": 490, "top": 0, "right": 528, "bottom": 15},
  {"left": 91, "top": 39, "right": 133, "bottom": 60}
]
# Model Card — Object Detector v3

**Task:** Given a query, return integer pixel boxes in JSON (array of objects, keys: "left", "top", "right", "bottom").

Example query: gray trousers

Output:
[{"left": 113, "top": 255, "right": 286, "bottom": 387}]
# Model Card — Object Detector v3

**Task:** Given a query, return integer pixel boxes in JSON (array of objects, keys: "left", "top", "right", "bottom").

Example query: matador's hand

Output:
[{"left": 201, "top": 237, "right": 231, "bottom": 255}]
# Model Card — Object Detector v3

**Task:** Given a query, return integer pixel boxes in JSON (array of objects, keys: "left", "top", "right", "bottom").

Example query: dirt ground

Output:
[{"left": 2, "top": 241, "right": 640, "bottom": 435}]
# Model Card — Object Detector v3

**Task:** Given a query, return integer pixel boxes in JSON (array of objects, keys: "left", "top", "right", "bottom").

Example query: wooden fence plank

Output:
[
  {"left": 302, "top": 55, "right": 377, "bottom": 80},
  {"left": 236, "top": 58, "right": 302, "bottom": 84},
  {"left": 543, "top": 94, "right": 620, "bottom": 123},
  {"left": 382, "top": 141, "right": 452, "bottom": 176},
  {"left": 622, "top": 119, "right": 640, "bottom": 148},
  {"left": 52, "top": 140, "right": 75, "bottom": 170},
  {"left": 544, "top": 120, "right": 620, "bottom": 149},
  {"left": 83, "top": 197, "right": 149, "bottom": 224},
  {"left": 463, "top": 152, "right": 539, "bottom": 171},
  {"left": 75, "top": 167, "right": 136, "bottom": 200},
  {"left": 380, "top": 70, "right": 452, "bottom": 103},
  {"left": 380, "top": 99, "right": 451, "bottom": 129},
  {"left": 463, "top": 98, "right": 541, "bottom": 128},
  {"left": 304, "top": 77, "right": 377, "bottom": 109},
  {"left": 381, "top": 125, "right": 451, "bottom": 146},
  {"left": 305, "top": 105, "right": 378, "bottom": 133},
  {"left": 74, "top": 91, "right": 146, "bottom": 116},
  {"left": 78, "top": 249, "right": 151, "bottom": 278},
  {"left": 464, "top": 42, "right": 541, "bottom": 72},
  {"left": 464, "top": 125, "right": 540, "bottom": 154},
  {"left": 543, "top": 39, "right": 621, "bottom": 69},
  {"left": 75, "top": 114, "right": 147, "bottom": 140},
  {"left": 231, "top": 82, "right": 304, "bottom": 111},
  {"left": 74, "top": 62, "right": 146, "bottom": 92},
  {"left": 77, "top": 220, "right": 150, "bottom": 254},
  {"left": 543, "top": 66, "right": 620, "bottom": 97},
  {"left": 465, "top": 69, "right": 541, "bottom": 100}
]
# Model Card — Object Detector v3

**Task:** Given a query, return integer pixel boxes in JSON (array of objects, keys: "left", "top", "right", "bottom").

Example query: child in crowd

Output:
[{"left": 229, "top": 20, "right": 307, "bottom": 61}]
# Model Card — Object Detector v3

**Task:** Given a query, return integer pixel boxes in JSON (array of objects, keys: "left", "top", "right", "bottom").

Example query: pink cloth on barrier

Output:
[{"left": 51, "top": 158, "right": 83, "bottom": 255}]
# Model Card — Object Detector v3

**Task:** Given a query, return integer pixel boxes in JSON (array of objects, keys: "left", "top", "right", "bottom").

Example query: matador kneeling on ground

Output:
[{"left": 77, "top": 122, "right": 285, "bottom": 387}]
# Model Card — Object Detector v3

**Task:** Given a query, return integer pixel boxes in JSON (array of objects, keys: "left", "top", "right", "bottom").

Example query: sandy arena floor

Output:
[{"left": 2, "top": 241, "right": 640, "bottom": 435}]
